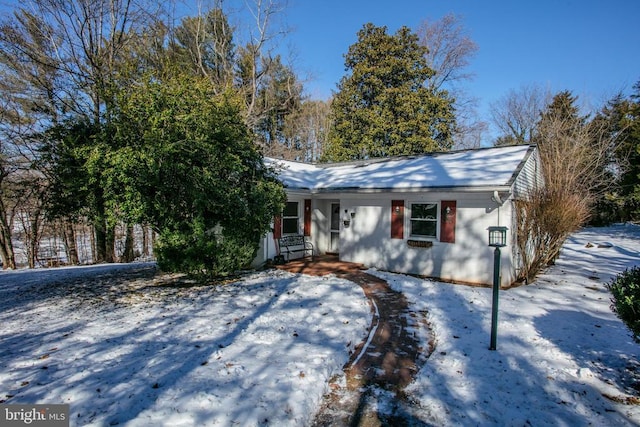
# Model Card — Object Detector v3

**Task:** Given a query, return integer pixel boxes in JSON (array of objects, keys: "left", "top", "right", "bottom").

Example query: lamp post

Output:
[{"left": 488, "top": 226, "right": 508, "bottom": 351}]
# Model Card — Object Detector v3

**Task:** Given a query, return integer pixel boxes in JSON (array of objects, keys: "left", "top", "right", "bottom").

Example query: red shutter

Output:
[
  {"left": 304, "top": 199, "right": 312, "bottom": 236},
  {"left": 440, "top": 201, "right": 456, "bottom": 243},
  {"left": 273, "top": 215, "right": 282, "bottom": 239},
  {"left": 391, "top": 200, "right": 404, "bottom": 239}
]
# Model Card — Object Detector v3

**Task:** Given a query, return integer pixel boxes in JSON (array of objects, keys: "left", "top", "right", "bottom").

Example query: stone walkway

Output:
[{"left": 276, "top": 256, "right": 435, "bottom": 426}]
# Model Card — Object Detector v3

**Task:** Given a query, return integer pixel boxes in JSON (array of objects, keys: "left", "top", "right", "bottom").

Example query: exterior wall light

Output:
[
  {"left": 343, "top": 209, "right": 351, "bottom": 227},
  {"left": 488, "top": 226, "right": 508, "bottom": 247}
]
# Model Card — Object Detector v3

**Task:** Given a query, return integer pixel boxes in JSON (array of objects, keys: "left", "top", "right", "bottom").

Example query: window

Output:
[
  {"left": 282, "top": 202, "right": 299, "bottom": 234},
  {"left": 410, "top": 203, "right": 438, "bottom": 238}
]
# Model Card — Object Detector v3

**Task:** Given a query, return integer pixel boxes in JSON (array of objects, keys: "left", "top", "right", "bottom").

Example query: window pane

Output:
[
  {"left": 410, "top": 220, "right": 437, "bottom": 237},
  {"left": 330, "top": 204, "right": 340, "bottom": 230},
  {"left": 283, "top": 218, "right": 298, "bottom": 234},
  {"left": 283, "top": 202, "right": 298, "bottom": 217},
  {"left": 411, "top": 203, "right": 437, "bottom": 220}
]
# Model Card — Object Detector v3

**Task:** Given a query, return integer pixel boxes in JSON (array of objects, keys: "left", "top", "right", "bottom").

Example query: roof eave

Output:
[{"left": 282, "top": 184, "right": 514, "bottom": 195}]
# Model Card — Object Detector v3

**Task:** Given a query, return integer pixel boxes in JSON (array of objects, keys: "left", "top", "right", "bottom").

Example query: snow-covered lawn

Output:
[
  {"left": 1, "top": 223, "right": 639, "bottom": 426},
  {"left": 0, "top": 266, "right": 371, "bottom": 426},
  {"left": 374, "top": 223, "right": 640, "bottom": 426}
]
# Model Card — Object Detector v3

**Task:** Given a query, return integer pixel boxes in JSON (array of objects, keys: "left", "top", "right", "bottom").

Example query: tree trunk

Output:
[
  {"left": 0, "top": 196, "right": 16, "bottom": 269},
  {"left": 106, "top": 224, "right": 115, "bottom": 263},
  {"left": 121, "top": 224, "right": 135, "bottom": 263},
  {"left": 90, "top": 224, "right": 96, "bottom": 263},
  {"left": 94, "top": 220, "right": 116, "bottom": 263},
  {"left": 94, "top": 221, "right": 107, "bottom": 263},
  {"left": 0, "top": 216, "right": 16, "bottom": 269},
  {"left": 63, "top": 220, "right": 79, "bottom": 265},
  {"left": 26, "top": 211, "right": 40, "bottom": 269},
  {"left": 142, "top": 225, "right": 149, "bottom": 256}
]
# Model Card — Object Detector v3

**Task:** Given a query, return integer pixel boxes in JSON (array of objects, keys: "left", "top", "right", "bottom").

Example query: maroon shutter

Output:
[
  {"left": 440, "top": 201, "right": 456, "bottom": 243},
  {"left": 304, "top": 199, "right": 312, "bottom": 236},
  {"left": 391, "top": 200, "right": 404, "bottom": 239},
  {"left": 273, "top": 216, "right": 282, "bottom": 239}
]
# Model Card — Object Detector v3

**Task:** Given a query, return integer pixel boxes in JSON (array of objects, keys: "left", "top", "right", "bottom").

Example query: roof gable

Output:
[{"left": 266, "top": 145, "right": 536, "bottom": 192}]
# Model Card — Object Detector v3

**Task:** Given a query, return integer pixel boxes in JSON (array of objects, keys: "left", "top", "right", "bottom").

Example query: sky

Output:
[
  {"left": 284, "top": 0, "right": 640, "bottom": 112},
  {"left": 2, "top": 0, "right": 638, "bottom": 141}
]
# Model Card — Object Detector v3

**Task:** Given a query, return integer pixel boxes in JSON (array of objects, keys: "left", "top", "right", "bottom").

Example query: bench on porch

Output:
[{"left": 278, "top": 235, "right": 314, "bottom": 262}]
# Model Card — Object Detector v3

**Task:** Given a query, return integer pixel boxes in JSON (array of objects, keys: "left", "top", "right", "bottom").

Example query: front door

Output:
[{"left": 329, "top": 203, "right": 340, "bottom": 253}]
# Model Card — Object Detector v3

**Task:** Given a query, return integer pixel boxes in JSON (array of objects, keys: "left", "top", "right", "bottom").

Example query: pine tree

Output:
[
  {"left": 597, "top": 84, "right": 640, "bottom": 222},
  {"left": 324, "top": 23, "right": 455, "bottom": 161}
]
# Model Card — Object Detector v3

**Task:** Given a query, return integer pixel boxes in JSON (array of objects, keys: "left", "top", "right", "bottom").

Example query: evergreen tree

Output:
[
  {"left": 324, "top": 23, "right": 455, "bottom": 161},
  {"left": 0, "top": 0, "right": 162, "bottom": 263},
  {"left": 595, "top": 84, "right": 640, "bottom": 222},
  {"left": 621, "top": 84, "right": 640, "bottom": 220},
  {"left": 108, "top": 74, "right": 286, "bottom": 277},
  {"left": 254, "top": 55, "right": 303, "bottom": 155}
]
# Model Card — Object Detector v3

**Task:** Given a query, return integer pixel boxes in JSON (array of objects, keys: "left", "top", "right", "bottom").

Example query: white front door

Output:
[{"left": 329, "top": 203, "right": 340, "bottom": 253}]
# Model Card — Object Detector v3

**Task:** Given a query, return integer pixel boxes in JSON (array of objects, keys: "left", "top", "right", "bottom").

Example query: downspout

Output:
[
  {"left": 492, "top": 190, "right": 504, "bottom": 224},
  {"left": 491, "top": 190, "right": 511, "bottom": 288}
]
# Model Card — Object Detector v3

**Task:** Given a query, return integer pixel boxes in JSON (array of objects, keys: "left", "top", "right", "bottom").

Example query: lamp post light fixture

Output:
[{"left": 488, "top": 226, "right": 508, "bottom": 351}]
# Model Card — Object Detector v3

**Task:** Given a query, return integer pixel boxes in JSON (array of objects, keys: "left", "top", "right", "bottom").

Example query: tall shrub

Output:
[
  {"left": 608, "top": 266, "right": 640, "bottom": 342},
  {"left": 516, "top": 92, "right": 617, "bottom": 282},
  {"left": 515, "top": 189, "right": 590, "bottom": 282},
  {"left": 110, "top": 74, "right": 286, "bottom": 278}
]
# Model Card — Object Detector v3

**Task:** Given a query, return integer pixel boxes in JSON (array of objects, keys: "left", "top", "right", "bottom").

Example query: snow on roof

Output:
[{"left": 266, "top": 145, "right": 534, "bottom": 192}]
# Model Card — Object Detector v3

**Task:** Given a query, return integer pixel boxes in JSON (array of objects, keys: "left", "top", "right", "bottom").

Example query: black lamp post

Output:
[{"left": 488, "top": 226, "right": 508, "bottom": 351}]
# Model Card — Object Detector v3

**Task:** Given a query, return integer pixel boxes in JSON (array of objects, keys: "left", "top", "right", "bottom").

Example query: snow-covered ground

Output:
[
  {"left": 374, "top": 223, "right": 640, "bottom": 426},
  {"left": 1, "top": 224, "right": 639, "bottom": 426},
  {"left": 0, "top": 265, "right": 371, "bottom": 426}
]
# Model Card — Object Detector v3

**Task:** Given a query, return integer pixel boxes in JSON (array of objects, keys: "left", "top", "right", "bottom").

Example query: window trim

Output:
[
  {"left": 282, "top": 201, "right": 300, "bottom": 235},
  {"left": 408, "top": 201, "right": 439, "bottom": 240}
]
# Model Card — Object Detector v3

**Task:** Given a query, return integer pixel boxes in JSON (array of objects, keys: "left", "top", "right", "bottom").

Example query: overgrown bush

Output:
[
  {"left": 111, "top": 75, "right": 286, "bottom": 278},
  {"left": 155, "top": 226, "right": 257, "bottom": 279},
  {"left": 515, "top": 91, "right": 617, "bottom": 283},
  {"left": 515, "top": 188, "right": 590, "bottom": 283},
  {"left": 608, "top": 266, "right": 640, "bottom": 342}
]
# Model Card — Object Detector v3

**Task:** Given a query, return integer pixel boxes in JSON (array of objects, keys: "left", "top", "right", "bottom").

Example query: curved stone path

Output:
[{"left": 277, "top": 256, "right": 435, "bottom": 426}]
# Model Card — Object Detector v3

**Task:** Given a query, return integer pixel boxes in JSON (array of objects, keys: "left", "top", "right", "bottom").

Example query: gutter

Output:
[{"left": 286, "top": 185, "right": 514, "bottom": 195}]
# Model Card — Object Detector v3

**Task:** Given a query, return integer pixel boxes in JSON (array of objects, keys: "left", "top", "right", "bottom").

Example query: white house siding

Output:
[
  {"left": 257, "top": 145, "right": 539, "bottom": 285},
  {"left": 512, "top": 146, "right": 543, "bottom": 200},
  {"left": 337, "top": 192, "right": 516, "bottom": 287},
  {"left": 509, "top": 146, "right": 543, "bottom": 278}
]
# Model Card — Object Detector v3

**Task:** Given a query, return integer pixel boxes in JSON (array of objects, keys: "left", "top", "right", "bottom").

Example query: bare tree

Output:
[
  {"left": 235, "top": 0, "right": 290, "bottom": 128},
  {"left": 0, "top": 0, "right": 165, "bottom": 264},
  {"left": 0, "top": 85, "right": 38, "bottom": 269},
  {"left": 489, "top": 83, "right": 551, "bottom": 145},
  {"left": 417, "top": 13, "right": 478, "bottom": 93},
  {"left": 283, "top": 99, "right": 330, "bottom": 161},
  {"left": 416, "top": 13, "right": 485, "bottom": 148},
  {"left": 172, "top": 2, "right": 236, "bottom": 89},
  {"left": 515, "top": 92, "right": 619, "bottom": 282}
]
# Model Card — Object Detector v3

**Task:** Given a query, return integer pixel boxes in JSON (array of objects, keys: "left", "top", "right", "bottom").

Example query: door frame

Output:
[{"left": 328, "top": 202, "right": 340, "bottom": 254}]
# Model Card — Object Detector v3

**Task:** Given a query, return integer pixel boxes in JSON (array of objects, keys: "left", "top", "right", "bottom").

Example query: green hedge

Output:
[
  {"left": 608, "top": 266, "right": 640, "bottom": 341},
  {"left": 155, "top": 227, "right": 256, "bottom": 280}
]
